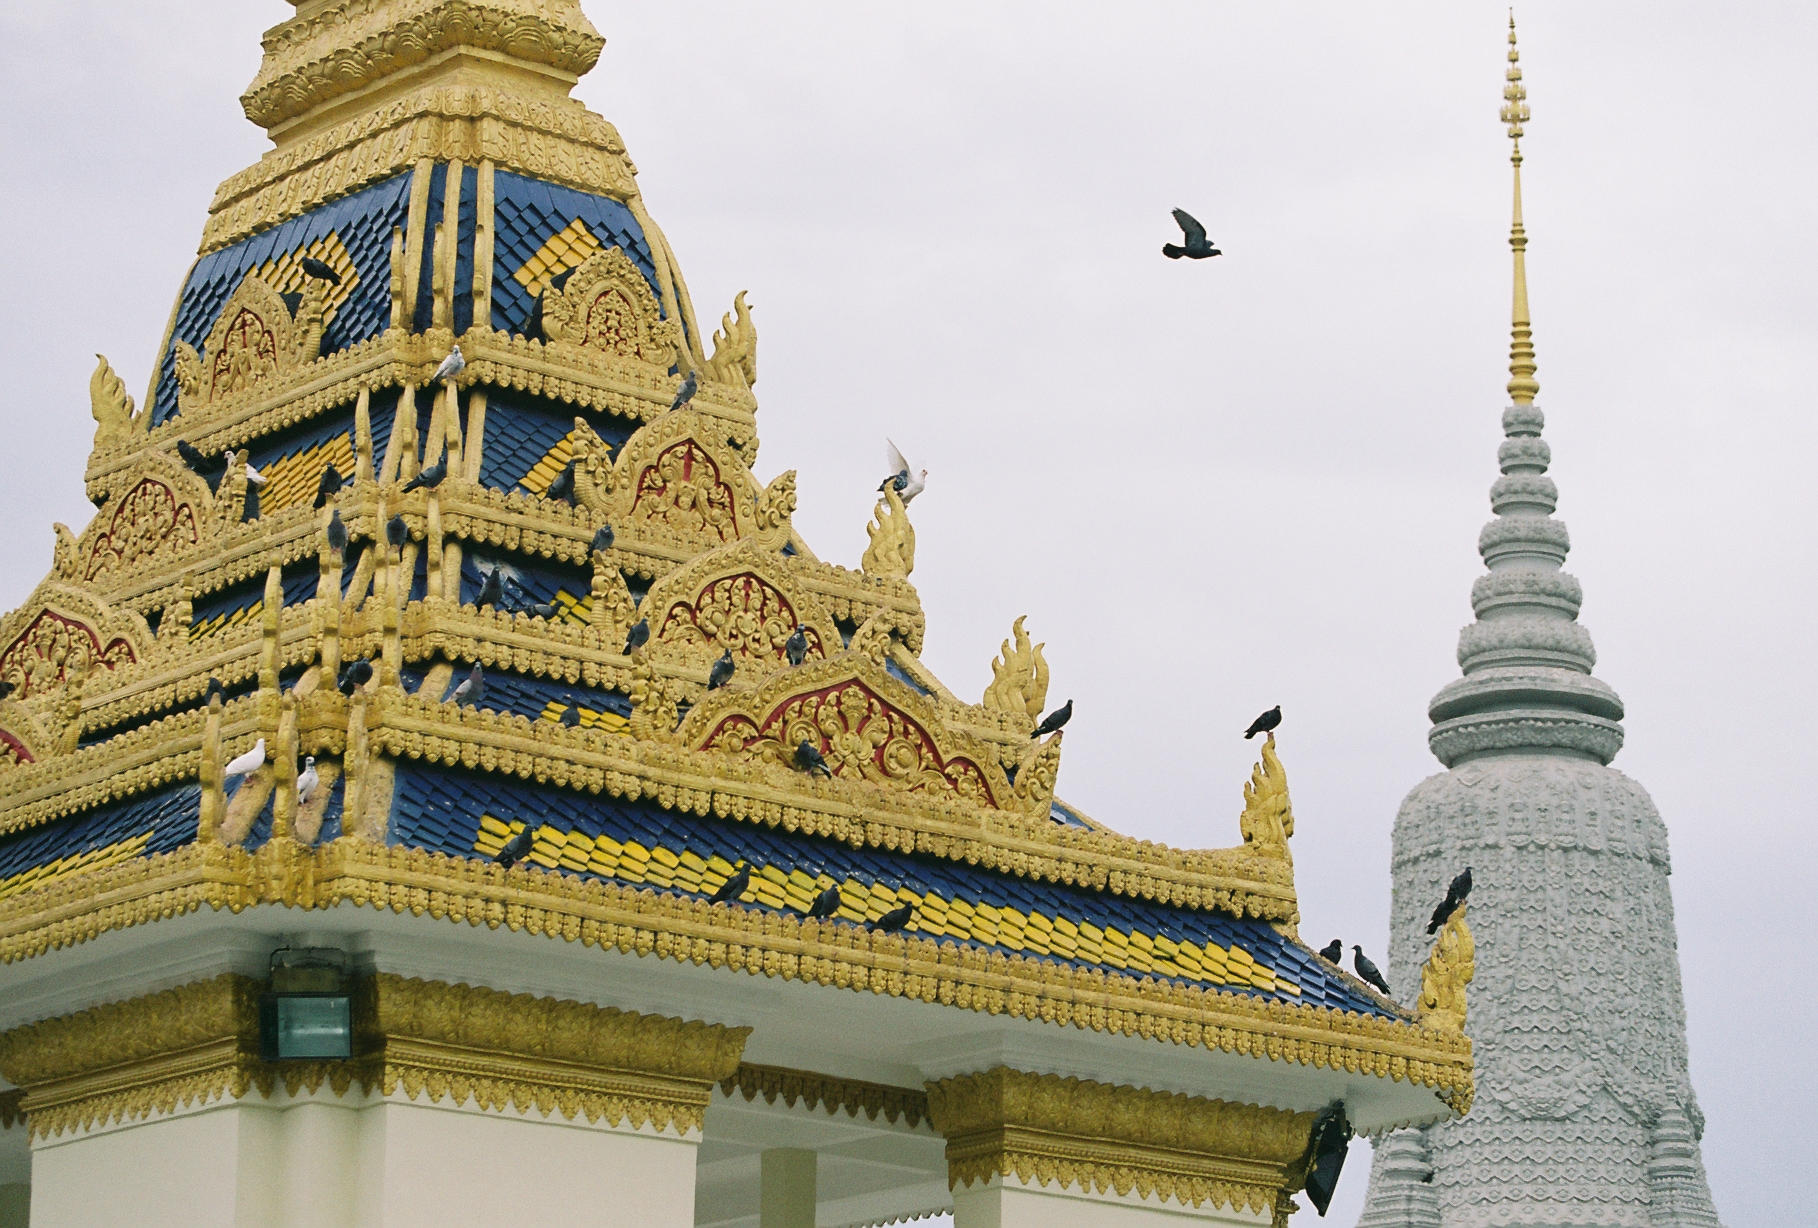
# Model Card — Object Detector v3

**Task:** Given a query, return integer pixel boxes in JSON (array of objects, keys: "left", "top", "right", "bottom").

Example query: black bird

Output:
[
  {"left": 204, "top": 676, "right": 227, "bottom": 706},
  {"left": 1244, "top": 705, "right": 1281, "bottom": 740},
  {"left": 401, "top": 458, "right": 447, "bottom": 492},
  {"left": 1032, "top": 700, "right": 1072, "bottom": 739},
  {"left": 299, "top": 256, "right": 341, "bottom": 284},
  {"left": 591, "top": 524, "right": 615, "bottom": 554},
  {"left": 325, "top": 509, "right": 348, "bottom": 554},
  {"left": 707, "top": 649, "right": 735, "bottom": 691},
  {"left": 545, "top": 460, "right": 576, "bottom": 504},
  {"left": 337, "top": 659, "right": 374, "bottom": 695},
  {"left": 1301, "top": 1102, "right": 1354, "bottom": 1217},
  {"left": 670, "top": 370, "right": 698, "bottom": 411},
  {"left": 804, "top": 882, "right": 842, "bottom": 920},
  {"left": 314, "top": 465, "right": 345, "bottom": 509},
  {"left": 1318, "top": 939, "right": 1343, "bottom": 963},
  {"left": 873, "top": 902, "right": 914, "bottom": 933},
  {"left": 794, "top": 740, "right": 832, "bottom": 778},
  {"left": 495, "top": 824, "right": 536, "bottom": 869},
  {"left": 1427, "top": 866, "right": 1474, "bottom": 934},
  {"left": 1351, "top": 946, "right": 1391, "bottom": 996},
  {"left": 1162, "top": 208, "right": 1221, "bottom": 260},
  {"left": 474, "top": 568, "right": 505, "bottom": 610},
  {"left": 176, "top": 439, "right": 222, "bottom": 477},
  {"left": 623, "top": 619, "right": 649, "bottom": 656},
  {"left": 385, "top": 515, "right": 409, "bottom": 550},
  {"left": 558, "top": 698, "right": 581, "bottom": 729},
  {"left": 241, "top": 483, "right": 261, "bottom": 522},
  {"left": 708, "top": 861, "right": 751, "bottom": 905},
  {"left": 0, "top": 680, "right": 11, "bottom": 701},
  {"left": 785, "top": 624, "right": 809, "bottom": 667}
]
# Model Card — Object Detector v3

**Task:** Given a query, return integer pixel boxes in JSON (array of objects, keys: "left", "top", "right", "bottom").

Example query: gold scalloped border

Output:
[{"left": 719, "top": 1062, "right": 929, "bottom": 1130}]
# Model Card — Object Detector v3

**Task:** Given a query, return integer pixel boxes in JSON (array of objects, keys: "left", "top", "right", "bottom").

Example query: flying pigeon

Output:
[
  {"left": 223, "top": 738, "right": 267, "bottom": 780},
  {"left": 545, "top": 460, "right": 576, "bottom": 504},
  {"left": 1318, "top": 939, "right": 1343, "bottom": 963},
  {"left": 299, "top": 256, "right": 341, "bottom": 284},
  {"left": 1351, "top": 946, "right": 1391, "bottom": 996},
  {"left": 873, "top": 902, "right": 915, "bottom": 933},
  {"left": 176, "top": 440, "right": 222, "bottom": 477},
  {"left": 670, "top": 370, "right": 698, "bottom": 411},
  {"left": 1244, "top": 705, "right": 1281, "bottom": 740},
  {"left": 1300, "top": 1102, "right": 1354, "bottom": 1216},
  {"left": 623, "top": 619, "right": 649, "bottom": 656},
  {"left": 204, "top": 676, "right": 227, "bottom": 706},
  {"left": 432, "top": 346, "right": 465, "bottom": 384},
  {"left": 1032, "top": 700, "right": 1072, "bottom": 739},
  {"left": 245, "top": 461, "right": 267, "bottom": 486},
  {"left": 1162, "top": 208, "right": 1221, "bottom": 260},
  {"left": 878, "top": 439, "right": 927, "bottom": 503},
  {"left": 794, "top": 740, "right": 832, "bottom": 778},
  {"left": 474, "top": 567, "right": 504, "bottom": 610},
  {"left": 708, "top": 862, "right": 751, "bottom": 905},
  {"left": 1427, "top": 866, "right": 1474, "bottom": 934},
  {"left": 495, "top": 824, "right": 536, "bottom": 869},
  {"left": 337, "top": 659, "right": 373, "bottom": 695},
  {"left": 707, "top": 649, "right": 735, "bottom": 691},
  {"left": 449, "top": 664, "right": 485, "bottom": 708},
  {"left": 325, "top": 509, "right": 348, "bottom": 555},
  {"left": 401, "top": 457, "right": 447, "bottom": 493},
  {"left": 804, "top": 882, "right": 842, "bottom": 920},
  {"left": 296, "top": 756, "right": 319, "bottom": 805},
  {"left": 558, "top": 699, "right": 581, "bottom": 728},
  {"left": 385, "top": 515, "right": 409, "bottom": 550},
  {"left": 785, "top": 624, "right": 809, "bottom": 666},
  {"left": 591, "top": 524, "right": 616, "bottom": 554}
]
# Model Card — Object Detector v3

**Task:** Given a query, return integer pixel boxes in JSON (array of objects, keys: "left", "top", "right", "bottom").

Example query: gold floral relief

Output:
[
  {"left": 0, "top": 611, "right": 134, "bottom": 702},
  {"left": 83, "top": 479, "right": 202, "bottom": 582},
  {"left": 541, "top": 246, "right": 682, "bottom": 369}
]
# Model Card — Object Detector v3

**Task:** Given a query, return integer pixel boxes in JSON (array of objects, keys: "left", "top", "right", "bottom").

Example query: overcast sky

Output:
[{"left": 1, "top": 3, "right": 1813, "bottom": 1223}]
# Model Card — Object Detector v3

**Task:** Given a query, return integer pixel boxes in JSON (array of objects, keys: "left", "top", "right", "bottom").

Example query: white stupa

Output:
[{"left": 1354, "top": 21, "right": 1725, "bottom": 1228}]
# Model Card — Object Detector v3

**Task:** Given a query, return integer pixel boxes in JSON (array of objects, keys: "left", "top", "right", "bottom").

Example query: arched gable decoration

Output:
[
  {"left": 0, "top": 584, "right": 151, "bottom": 702},
  {"left": 640, "top": 540, "right": 840, "bottom": 680},
  {"left": 541, "top": 246, "right": 684, "bottom": 370},
  {"left": 173, "top": 272, "right": 327, "bottom": 413},
  {"left": 75, "top": 454, "right": 217, "bottom": 586},
  {"left": 681, "top": 655, "right": 1009, "bottom": 810},
  {"left": 572, "top": 409, "right": 760, "bottom": 553}
]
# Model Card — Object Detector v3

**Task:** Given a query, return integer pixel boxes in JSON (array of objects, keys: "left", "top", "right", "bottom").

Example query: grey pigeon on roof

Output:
[
  {"left": 794, "top": 740, "right": 831, "bottom": 778},
  {"left": 1244, "top": 705, "right": 1281, "bottom": 739},
  {"left": 314, "top": 465, "right": 344, "bottom": 509},
  {"left": 873, "top": 902, "right": 914, "bottom": 933},
  {"left": 623, "top": 619, "right": 649, "bottom": 656},
  {"left": 591, "top": 524, "right": 615, "bottom": 554},
  {"left": 1163, "top": 208, "right": 1221, "bottom": 260},
  {"left": 432, "top": 346, "right": 465, "bottom": 384},
  {"left": 804, "top": 882, "right": 842, "bottom": 920},
  {"left": 1318, "top": 938, "right": 1343, "bottom": 963},
  {"left": 495, "top": 824, "right": 536, "bottom": 869},
  {"left": 558, "top": 698, "right": 581, "bottom": 728},
  {"left": 785, "top": 624, "right": 809, "bottom": 666},
  {"left": 545, "top": 460, "right": 576, "bottom": 504},
  {"left": 401, "top": 457, "right": 447, "bottom": 492},
  {"left": 708, "top": 862, "right": 750, "bottom": 905},
  {"left": 449, "top": 664, "right": 485, "bottom": 708},
  {"left": 325, "top": 509, "right": 348, "bottom": 554},
  {"left": 878, "top": 439, "right": 926, "bottom": 503},
  {"left": 1427, "top": 867, "right": 1474, "bottom": 934},
  {"left": 204, "top": 676, "right": 227, "bottom": 706},
  {"left": 385, "top": 515, "right": 409, "bottom": 550},
  {"left": 1351, "top": 945, "right": 1391, "bottom": 995},
  {"left": 707, "top": 649, "right": 735, "bottom": 691},
  {"left": 530, "top": 601, "right": 559, "bottom": 620},
  {"left": 1032, "top": 700, "right": 1072, "bottom": 738},
  {"left": 299, "top": 256, "right": 341, "bottom": 284},
  {"left": 474, "top": 568, "right": 504, "bottom": 610},
  {"left": 337, "top": 659, "right": 373, "bottom": 695},
  {"left": 670, "top": 370, "right": 697, "bottom": 411}
]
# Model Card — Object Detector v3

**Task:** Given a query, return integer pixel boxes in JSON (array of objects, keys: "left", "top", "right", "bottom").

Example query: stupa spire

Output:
[{"left": 1502, "top": 15, "right": 1539, "bottom": 406}]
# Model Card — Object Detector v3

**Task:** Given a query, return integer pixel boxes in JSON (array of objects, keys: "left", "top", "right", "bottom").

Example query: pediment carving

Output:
[
  {"left": 174, "top": 272, "right": 326, "bottom": 412},
  {"left": 0, "top": 584, "right": 151, "bottom": 703},
  {"left": 683, "top": 656, "right": 1007, "bottom": 809},
  {"left": 0, "top": 702, "right": 52, "bottom": 768},
  {"left": 541, "top": 246, "right": 683, "bottom": 370},
  {"left": 77, "top": 455, "right": 217, "bottom": 585},
  {"left": 641, "top": 540, "right": 838, "bottom": 680},
  {"left": 572, "top": 410, "right": 759, "bottom": 552}
]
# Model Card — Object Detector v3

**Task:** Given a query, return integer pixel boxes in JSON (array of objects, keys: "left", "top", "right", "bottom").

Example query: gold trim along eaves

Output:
[{"left": 720, "top": 1062, "right": 929, "bottom": 1130}]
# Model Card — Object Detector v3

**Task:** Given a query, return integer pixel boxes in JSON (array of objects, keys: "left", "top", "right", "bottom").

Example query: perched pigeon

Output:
[
  {"left": 204, "top": 676, "right": 226, "bottom": 706},
  {"left": 558, "top": 698, "right": 581, "bottom": 729},
  {"left": 530, "top": 601, "right": 560, "bottom": 620},
  {"left": 707, "top": 862, "right": 751, "bottom": 905},
  {"left": 337, "top": 659, "right": 374, "bottom": 695},
  {"left": 1244, "top": 705, "right": 1281, "bottom": 740},
  {"left": 591, "top": 524, "right": 616, "bottom": 554},
  {"left": 432, "top": 346, "right": 465, "bottom": 384},
  {"left": 873, "top": 902, "right": 915, "bottom": 933},
  {"left": 670, "top": 370, "right": 698, "bottom": 411},
  {"left": 804, "top": 882, "right": 842, "bottom": 920},
  {"left": 176, "top": 439, "right": 222, "bottom": 477},
  {"left": 623, "top": 619, "right": 649, "bottom": 656},
  {"left": 449, "top": 664, "right": 485, "bottom": 707},
  {"left": 299, "top": 256, "right": 341, "bottom": 284},
  {"left": 1351, "top": 946, "right": 1391, "bottom": 996},
  {"left": 785, "top": 624, "right": 809, "bottom": 666},
  {"left": 707, "top": 649, "right": 735, "bottom": 691},
  {"left": 495, "top": 824, "right": 536, "bottom": 869},
  {"left": 1301, "top": 1102, "right": 1354, "bottom": 1216},
  {"left": 240, "top": 483, "right": 261, "bottom": 522},
  {"left": 1032, "top": 700, "right": 1072, "bottom": 739},
  {"left": 296, "top": 756, "right": 320, "bottom": 805},
  {"left": 314, "top": 465, "right": 345, "bottom": 510},
  {"left": 878, "top": 439, "right": 927, "bottom": 503},
  {"left": 1318, "top": 939, "right": 1343, "bottom": 963},
  {"left": 545, "top": 460, "right": 576, "bottom": 504},
  {"left": 325, "top": 509, "right": 349, "bottom": 554},
  {"left": 0, "top": 679, "right": 11, "bottom": 701},
  {"left": 385, "top": 515, "right": 409, "bottom": 550},
  {"left": 1427, "top": 867, "right": 1474, "bottom": 934},
  {"left": 223, "top": 738, "right": 267, "bottom": 780},
  {"left": 401, "top": 458, "right": 447, "bottom": 492},
  {"left": 474, "top": 568, "right": 504, "bottom": 610},
  {"left": 794, "top": 740, "right": 832, "bottom": 778},
  {"left": 1162, "top": 208, "right": 1221, "bottom": 260}
]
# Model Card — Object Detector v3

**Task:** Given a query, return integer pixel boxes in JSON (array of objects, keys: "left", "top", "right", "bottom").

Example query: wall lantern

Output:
[{"left": 259, "top": 947, "right": 353, "bottom": 1061}]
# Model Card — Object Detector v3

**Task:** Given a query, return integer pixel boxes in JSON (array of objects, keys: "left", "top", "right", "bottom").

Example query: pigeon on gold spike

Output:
[
  {"left": 878, "top": 439, "right": 926, "bottom": 503},
  {"left": 432, "top": 346, "right": 465, "bottom": 384},
  {"left": 1244, "top": 705, "right": 1281, "bottom": 739}
]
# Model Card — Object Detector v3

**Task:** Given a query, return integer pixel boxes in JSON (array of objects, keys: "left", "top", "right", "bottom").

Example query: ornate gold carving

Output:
[
  {"left": 704, "top": 291, "right": 756, "bottom": 390},
  {"left": 1010, "top": 733, "right": 1063, "bottom": 818},
  {"left": 175, "top": 274, "right": 325, "bottom": 413},
  {"left": 981, "top": 616, "right": 1048, "bottom": 722},
  {"left": 79, "top": 459, "right": 216, "bottom": 585},
  {"left": 574, "top": 410, "right": 758, "bottom": 552},
  {"left": 89, "top": 355, "right": 147, "bottom": 447},
  {"left": 924, "top": 1067, "right": 1315, "bottom": 1216},
  {"left": 1417, "top": 903, "right": 1474, "bottom": 1041},
  {"left": 641, "top": 541, "right": 835, "bottom": 676},
  {"left": 720, "top": 1063, "right": 927, "bottom": 1130},
  {"left": 1239, "top": 734, "right": 1294, "bottom": 866},
  {"left": 0, "top": 587, "right": 146, "bottom": 702},
  {"left": 861, "top": 487, "right": 915, "bottom": 580},
  {"left": 540, "top": 246, "right": 683, "bottom": 369},
  {"left": 751, "top": 470, "right": 795, "bottom": 551}
]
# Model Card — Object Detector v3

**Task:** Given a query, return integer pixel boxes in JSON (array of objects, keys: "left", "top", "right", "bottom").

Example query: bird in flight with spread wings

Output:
[{"left": 1163, "top": 208, "right": 1221, "bottom": 260}]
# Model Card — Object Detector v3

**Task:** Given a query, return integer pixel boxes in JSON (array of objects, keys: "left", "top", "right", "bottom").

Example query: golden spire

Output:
[{"left": 1501, "top": 13, "right": 1539, "bottom": 406}]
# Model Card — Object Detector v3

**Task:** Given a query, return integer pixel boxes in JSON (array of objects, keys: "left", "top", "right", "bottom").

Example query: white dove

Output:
[
  {"left": 433, "top": 346, "right": 466, "bottom": 384},
  {"left": 245, "top": 463, "right": 267, "bottom": 486},
  {"left": 296, "top": 755, "right": 319, "bottom": 805},
  {"left": 223, "top": 738, "right": 266, "bottom": 780},
  {"left": 879, "top": 439, "right": 926, "bottom": 504}
]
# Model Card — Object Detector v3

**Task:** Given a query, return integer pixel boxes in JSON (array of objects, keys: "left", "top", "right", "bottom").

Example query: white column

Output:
[
  {"left": 952, "top": 1175, "right": 1269, "bottom": 1228},
  {"left": 760, "top": 1148, "right": 816, "bottom": 1228}
]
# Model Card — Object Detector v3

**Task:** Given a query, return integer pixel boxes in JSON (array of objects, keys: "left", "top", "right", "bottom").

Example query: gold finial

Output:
[{"left": 1502, "top": 13, "right": 1539, "bottom": 405}]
